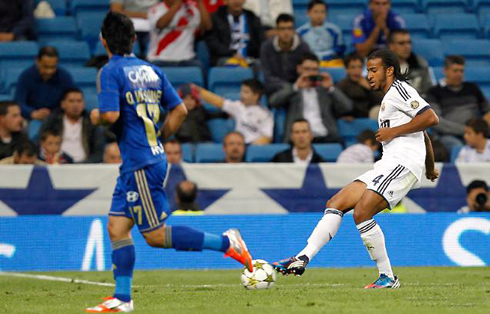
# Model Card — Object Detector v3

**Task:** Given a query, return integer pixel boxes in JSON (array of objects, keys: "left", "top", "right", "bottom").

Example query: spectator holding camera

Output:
[
  {"left": 269, "top": 52, "right": 352, "bottom": 143},
  {"left": 458, "top": 180, "right": 490, "bottom": 213}
]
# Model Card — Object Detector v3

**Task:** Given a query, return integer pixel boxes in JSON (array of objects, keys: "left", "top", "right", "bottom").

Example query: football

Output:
[{"left": 240, "top": 259, "right": 277, "bottom": 290}]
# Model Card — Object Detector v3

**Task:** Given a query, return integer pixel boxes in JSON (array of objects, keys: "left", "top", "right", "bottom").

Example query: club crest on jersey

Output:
[
  {"left": 381, "top": 103, "right": 386, "bottom": 111},
  {"left": 411, "top": 100, "right": 419, "bottom": 109},
  {"left": 126, "top": 191, "right": 139, "bottom": 203}
]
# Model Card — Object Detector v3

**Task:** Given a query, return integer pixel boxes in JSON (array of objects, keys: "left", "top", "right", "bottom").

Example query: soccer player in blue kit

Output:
[{"left": 86, "top": 12, "right": 253, "bottom": 313}]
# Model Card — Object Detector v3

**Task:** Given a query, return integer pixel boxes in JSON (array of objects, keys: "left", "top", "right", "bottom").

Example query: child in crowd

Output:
[
  {"left": 337, "top": 130, "right": 379, "bottom": 163},
  {"left": 38, "top": 129, "right": 73, "bottom": 164},
  {"left": 194, "top": 79, "right": 273, "bottom": 145}
]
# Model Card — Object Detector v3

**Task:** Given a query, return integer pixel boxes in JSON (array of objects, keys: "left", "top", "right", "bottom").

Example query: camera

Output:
[
  {"left": 475, "top": 192, "right": 488, "bottom": 211},
  {"left": 308, "top": 75, "right": 323, "bottom": 83}
]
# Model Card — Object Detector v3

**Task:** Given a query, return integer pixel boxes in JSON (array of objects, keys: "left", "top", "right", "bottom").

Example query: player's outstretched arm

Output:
[
  {"left": 194, "top": 85, "right": 225, "bottom": 109},
  {"left": 161, "top": 103, "right": 188, "bottom": 139},
  {"left": 423, "top": 131, "right": 439, "bottom": 182},
  {"left": 376, "top": 108, "right": 439, "bottom": 143}
]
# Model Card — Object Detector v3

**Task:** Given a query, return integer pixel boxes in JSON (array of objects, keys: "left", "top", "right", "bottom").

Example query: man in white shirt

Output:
[
  {"left": 337, "top": 130, "right": 379, "bottom": 163},
  {"left": 243, "top": 0, "right": 293, "bottom": 37},
  {"left": 456, "top": 118, "right": 490, "bottom": 163},
  {"left": 147, "top": 0, "right": 211, "bottom": 70}
]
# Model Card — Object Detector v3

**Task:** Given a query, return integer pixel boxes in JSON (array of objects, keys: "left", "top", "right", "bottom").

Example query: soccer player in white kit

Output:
[{"left": 273, "top": 49, "right": 440, "bottom": 289}]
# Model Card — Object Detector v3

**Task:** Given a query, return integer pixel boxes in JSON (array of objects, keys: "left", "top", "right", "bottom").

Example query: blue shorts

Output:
[{"left": 109, "top": 161, "right": 170, "bottom": 233}]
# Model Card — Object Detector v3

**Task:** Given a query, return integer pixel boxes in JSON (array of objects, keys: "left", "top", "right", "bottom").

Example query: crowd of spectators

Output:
[{"left": 0, "top": 0, "right": 489, "bottom": 168}]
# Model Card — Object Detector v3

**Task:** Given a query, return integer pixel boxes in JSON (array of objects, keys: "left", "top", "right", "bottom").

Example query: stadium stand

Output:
[
  {"left": 246, "top": 144, "right": 290, "bottom": 162},
  {"left": 207, "top": 118, "right": 235, "bottom": 144},
  {"left": 313, "top": 143, "right": 344, "bottom": 162},
  {"left": 433, "top": 14, "right": 481, "bottom": 39},
  {"left": 195, "top": 143, "right": 225, "bottom": 163},
  {"left": 208, "top": 67, "right": 254, "bottom": 95},
  {"left": 421, "top": 0, "right": 468, "bottom": 15},
  {"left": 337, "top": 118, "right": 379, "bottom": 147},
  {"left": 71, "top": 0, "right": 110, "bottom": 17},
  {"left": 45, "top": 41, "right": 91, "bottom": 67},
  {"left": 162, "top": 67, "right": 205, "bottom": 89},
  {"left": 412, "top": 38, "right": 445, "bottom": 66},
  {"left": 181, "top": 143, "right": 194, "bottom": 163},
  {"left": 0, "top": 41, "right": 38, "bottom": 71},
  {"left": 35, "top": 17, "right": 78, "bottom": 43},
  {"left": 77, "top": 12, "right": 105, "bottom": 51},
  {"left": 402, "top": 14, "right": 432, "bottom": 38},
  {"left": 443, "top": 39, "right": 490, "bottom": 66},
  {"left": 391, "top": 0, "right": 420, "bottom": 14}
]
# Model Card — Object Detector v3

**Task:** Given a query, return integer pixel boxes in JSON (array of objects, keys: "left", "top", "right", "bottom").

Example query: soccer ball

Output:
[{"left": 240, "top": 259, "right": 277, "bottom": 290}]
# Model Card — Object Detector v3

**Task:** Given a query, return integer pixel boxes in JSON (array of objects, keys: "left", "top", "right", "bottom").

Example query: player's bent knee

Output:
[{"left": 143, "top": 225, "right": 167, "bottom": 248}]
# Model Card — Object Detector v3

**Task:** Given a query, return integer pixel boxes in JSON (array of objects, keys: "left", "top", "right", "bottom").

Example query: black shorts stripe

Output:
[
  {"left": 377, "top": 165, "right": 402, "bottom": 192},
  {"left": 379, "top": 166, "right": 405, "bottom": 195}
]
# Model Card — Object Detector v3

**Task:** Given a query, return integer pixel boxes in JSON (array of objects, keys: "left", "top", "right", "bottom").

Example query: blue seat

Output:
[
  {"left": 195, "top": 143, "right": 225, "bottom": 163},
  {"left": 313, "top": 144, "right": 343, "bottom": 162},
  {"left": 391, "top": 0, "right": 420, "bottom": 14},
  {"left": 481, "top": 86, "right": 490, "bottom": 99},
  {"left": 207, "top": 118, "right": 235, "bottom": 143},
  {"left": 451, "top": 146, "right": 463, "bottom": 163},
  {"left": 245, "top": 144, "right": 289, "bottom": 162},
  {"left": 28, "top": 120, "right": 43, "bottom": 141},
  {"left": 292, "top": 0, "right": 309, "bottom": 15},
  {"left": 181, "top": 143, "right": 194, "bottom": 163},
  {"left": 482, "top": 14, "right": 490, "bottom": 38},
  {"left": 0, "top": 94, "right": 12, "bottom": 101},
  {"left": 421, "top": 0, "right": 468, "bottom": 14},
  {"left": 412, "top": 38, "right": 444, "bottom": 66},
  {"left": 294, "top": 14, "right": 309, "bottom": 29},
  {"left": 84, "top": 93, "right": 98, "bottom": 111},
  {"left": 337, "top": 118, "right": 378, "bottom": 146},
  {"left": 77, "top": 12, "right": 105, "bottom": 51},
  {"left": 402, "top": 14, "right": 431, "bottom": 38},
  {"left": 3, "top": 67, "right": 29, "bottom": 96},
  {"left": 472, "top": 0, "right": 490, "bottom": 15},
  {"left": 443, "top": 40, "right": 490, "bottom": 67},
  {"left": 430, "top": 66, "right": 444, "bottom": 83},
  {"left": 66, "top": 67, "right": 97, "bottom": 88},
  {"left": 208, "top": 67, "right": 253, "bottom": 94},
  {"left": 44, "top": 0, "right": 67, "bottom": 16},
  {"left": 195, "top": 40, "right": 210, "bottom": 72},
  {"left": 161, "top": 67, "right": 204, "bottom": 88},
  {"left": 93, "top": 40, "right": 140, "bottom": 56},
  {"left": 0, "top": 41, "right": 38, "bottom": 69},
  {"left": 433, "top": 14, "right": 480, "bottom": 39},
  {"left": 325, "top": 0, "right": 366, "bottom": 17},
  {"left": 321, "top": 67, "right": 346, "bottom": 83},
  {"left": 45, "top": 41, "right": 91, "bottom": 67},
  {"left": 272, "top": 108, "right": 287, "bottom": 143},
  {"left": 71, "top": 0, "right": 110, "bottom": 16},
  {"left": 464, "top": 67, "right": 490, "bottom": 88},
  {"left": 330, "top": 14, "right": 355, "bottom": 34},
  {"left": 36, "top": 17, "right": 78, "bottom": 42}
]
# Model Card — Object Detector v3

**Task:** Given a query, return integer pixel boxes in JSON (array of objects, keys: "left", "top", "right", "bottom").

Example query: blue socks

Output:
[
  {"left": 165, "top": 225, "right": 230, "bottom": 252},
  {"left": 111, "top": 239, "right": 135, "bottom": 302}
]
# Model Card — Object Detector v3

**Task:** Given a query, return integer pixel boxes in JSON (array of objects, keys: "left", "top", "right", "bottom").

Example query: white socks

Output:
[
  {"left": 357, "top": 219, "right": 394, "bottom": 280},
  {"left": 296, "top": 208, "right": 344, "bottom": 261}
]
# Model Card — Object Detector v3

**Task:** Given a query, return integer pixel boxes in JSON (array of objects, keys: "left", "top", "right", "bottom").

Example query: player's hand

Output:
[
  {"left": 425, "top": 168, "right": 439, "bottom": 182},
  {"left": 90, "top": 109, "right": 100, "bottom": 125},
  {"left": 375, "top": 127, "right": 397, "bottom": 143}
]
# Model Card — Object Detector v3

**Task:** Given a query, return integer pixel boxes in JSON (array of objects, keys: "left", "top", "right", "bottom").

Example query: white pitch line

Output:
[{"left": 0, "top": 272, "right": 115, "bottom": 287}]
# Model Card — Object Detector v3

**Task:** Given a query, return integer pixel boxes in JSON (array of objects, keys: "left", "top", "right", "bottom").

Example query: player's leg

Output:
[{"left": 274, "top": 181, "right": 367, "bottom": 275}]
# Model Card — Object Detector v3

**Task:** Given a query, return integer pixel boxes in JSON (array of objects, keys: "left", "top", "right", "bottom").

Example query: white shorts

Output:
[{"left": 355, "top": 162, "right": 418, "bottom": 209}]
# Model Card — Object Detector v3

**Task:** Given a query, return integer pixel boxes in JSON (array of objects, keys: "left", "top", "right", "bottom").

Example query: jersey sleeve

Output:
[
  {"left": 390, "top": 82, "right": 431, "bottom": 118},
  {"left": 222, "top": 100, "right": 243, "bottom": 117},
  {"left": 160, "top": 71, "right": 182, "bottom": 111},
  {"left": 97, "top": 66, "right": 120, "bottom": 113},
  {"left": 259, "top": 111, "right": 274, "bottom": 138}
]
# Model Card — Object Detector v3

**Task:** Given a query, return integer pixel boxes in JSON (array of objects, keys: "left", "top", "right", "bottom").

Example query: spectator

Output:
[
  {"left": 174, "top": 84, "right": 211, "bottom": 143},
  {"left": 110, "top": 0, "right": 159, "bottom": 56},
  {"left": 164, "top": 139, "right": 183, "bottom": 164},
  {"left": 269, "top": 52, "right": 352, "bottom": 143},
  {"left": 297, "top": 0, "right": 344, "bottom": 67},
  {"left": 456, "top": 118, "right": 490, "bottom": 163},
  {"left": 147, "top": 0, "right": 211, "bottom": 70},
  {"left": 205, "top": 0, "right": 262, "bottom": 67},
  {"left": 272, "top": 119, "right": 324, "bottom": 164},
  {"left": 40, "top": 88, "right": 104, "bottom": 163},
  {"left": 0, "top": 101, "right": 26, "bottom": 160},
  {"left": 15, "top": 47, "right": 75, "bottom": 120},
  {"left": 458, "top": 180, "right": 490, "bottom": 213},
  {"left": 223, "top": 131, "right": 245, "bottom": 163},
  {"left": 38, "top": 128, "right": 73, "bottom": 164},
  {"left": 0, "top": 140, "right": 44, "bottom": 165},
  {"left": 336, "top": 53, "right": 383, "bottom": 119},
  {"left": 0, "top": 0, "right": 34, "bottom": 41},
  {"left": 388, "top": 29, "right": 433, "bottom": 95},
  {"left": 173, "top": 180, "right": 204, "bottom": 215},
  {"left": 352, "top": 0, "right": 405, "bottom": 57},
  {"left": 243, "top": 0, "right": 293, "bottom": 38},
  {"left": 426, "top": 55, "right": 490, "bottom": 151},
  {"left": 195, "top": 79, "right": 273, "bottom": 145},
  {"left": 103, "top": 142, "right": 122, "bottom": 164},
  {"left": 337, "top": 130, "right": 379, "bottom": 163},
  {"left": 261, "top": 14, "right": 311, "bottom": 95}
]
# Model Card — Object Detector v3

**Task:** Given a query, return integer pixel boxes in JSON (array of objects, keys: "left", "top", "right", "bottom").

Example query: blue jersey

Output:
[
  {"left": 352, "top": 10, "right": 405, "bottom": 49},
  {"left": 97, "top": 55, "right": 181, "bottom": 173}
]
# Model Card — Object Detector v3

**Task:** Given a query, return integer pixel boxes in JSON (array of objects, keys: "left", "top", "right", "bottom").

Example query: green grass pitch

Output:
[{"left": 1, "top": 267, "right": 488, "bottom": 313}]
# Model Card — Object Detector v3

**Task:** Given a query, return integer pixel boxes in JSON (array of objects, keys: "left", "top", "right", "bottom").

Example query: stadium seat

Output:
[
  {"left": 71, "top": 0, "right": 110, "bottom": 17},
  {"left": 321, "top": 67, "right": 346, "bottom": 83},
  {"left": 36, "top": 17, "right": 78, "bottom": 42},
  {"left": 412, "top": 38, "right": 444, "bottom": 66},
  {"left": 245, "top": 144, "right": 289, "bottom": 162},
  {"left": 330, "top": 14, "right": 356, "bottom": 36},
  {"left": 84, "top": 93, "right": 98, "bottom": 111},
  {"left": 391, "top": 0, "right": 420, "bottom": 14},
  {"left": 421, "top": 0, "right": 468, "bottom": 15},
  {"left": 195, "top": 143, "right": 225, "bottom": 163},
  {"left": 402, "top": 14, "right": 431, "bottom": 38},
  {"left": 272, "top": 108, "right": 286, "bottom": 143},
  {"left": 195, "top": 40, "right": 210, "bottom": 73},
  {"left": 45, "top": 41, "right": 91, "bottom": 67},
  {"left": 294, "top": 14, "right": 309, "bottom": 28},
  {"left": 433, "top": 14, "right": 480, "bottom": 39},
  {"left": 451, "top": 146, "right": 463, "bottom": 163},
  {"left": 292, "top": 0, "right": 309, "bottom": 16},
  {"left": 207, "top": 118, "right": 235, "bottom": 143},
  {"left": 3, "top": 67, "right": 29, "bottom": 96},
  {"left": 337, "top": 118, "right": 378, "bottom": 147},
  {"left": 67, "top": 67, "right": 97, "bottom": 89},
  {"left": 161, "top": 67, "right": 204, "bottom": 88},
  {"left": 28, "top": 120, "right": 43, "bottom": 141},
  {"left": 464, "top": 67, "right": 490, "bottom": 89},
  {"left": 473, "top": 0, "right": 490, "bottom": 17},
  {"left": 430, "top": 66, "right": 444, "bottom": 83},
  {"left": 93, "top": 40, "right": 140, "bottom": 56},
  {"left": 324, "top": 0, "right": 366, "bottom": 17},
  {"left": 77, "top": 12, "right": 105, "bottom": 51},
  {"left": 443, "top": 40, "right": 490, "bottom": 66},
  {"left": 0, "top": 41, "right": 38, "bottom": 69},
  {"left": 181, "top": 143, "right": 194, "bottom": 163},
  {"left": 43, "top": 0, "right": 67, "bottom": 16},
  {"left": 313, "top": 143, "right": 343, "bottom": 162},
  {"left": 208, "top": 67, "right": 253, "bottom": 94},
  {"left": 482, "top": 14, "right": 490, "bottom": 38},
  {"left": 0, "top": 94, "right": 12, "bottom": 101}
]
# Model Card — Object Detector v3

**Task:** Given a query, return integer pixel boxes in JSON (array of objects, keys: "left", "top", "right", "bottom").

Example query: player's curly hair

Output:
[
  {"left": 101, "top": 11, "right": 135, "bottom": 56},
  {"left": 367, "top": 49, "right": 410, "bottom": 82}
]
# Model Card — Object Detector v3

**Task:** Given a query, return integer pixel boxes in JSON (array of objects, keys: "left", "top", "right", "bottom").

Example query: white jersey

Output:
[
  {"left": 378, "top": 80, "right": 431, "bottom": 181},
  {"left": 222, "top": 100, "right": 274, "bottom": 144},
  {"left": 147, "top": 2, "right": 200, "bottom": 62}
]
